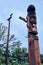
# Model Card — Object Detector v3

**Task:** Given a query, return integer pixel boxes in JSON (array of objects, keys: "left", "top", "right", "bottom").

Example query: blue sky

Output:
[{"left": 0, "top": 0, "right": 43, "bottom": 54}]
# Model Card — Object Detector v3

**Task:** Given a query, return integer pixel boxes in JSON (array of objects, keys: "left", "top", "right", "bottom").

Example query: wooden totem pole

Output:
[
  {"left": 26, "top": 5, "right": 41, "bottom": 65},
  {"left": 19, "top": 5, "right": 41, "bottom": 65}
]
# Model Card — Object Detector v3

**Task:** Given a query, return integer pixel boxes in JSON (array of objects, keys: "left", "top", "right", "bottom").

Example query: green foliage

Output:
[
  {"left": 0, "top": 56, "right": 5, "bottom": 60},
  {"left": 40, "top": 54, "right": 43, "bottom": 63},
  {"left": 0, "top": 56, "right": 5, "bottom": 63},
  {"left": 11, "top": 47, "right": 28, "bottom": 65}
]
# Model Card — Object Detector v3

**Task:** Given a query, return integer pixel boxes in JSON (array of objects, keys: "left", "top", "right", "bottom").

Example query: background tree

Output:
[
  {"left": 0, "top": 22, "right": 20, "bottom": 63},
  {"left": 0, "top": 22, "right": 17, "bottom": 55}
]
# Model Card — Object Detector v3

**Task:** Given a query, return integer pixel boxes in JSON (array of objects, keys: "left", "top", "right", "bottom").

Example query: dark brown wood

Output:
[
  {"left": 27, "top": 5, "right": 41, "bottom": 65},
  {"left": 5, "top": 14, "right": 13, "bottom": 65},
  {"left": 6, "top": 20, "right": 10, "bottom": 65}
]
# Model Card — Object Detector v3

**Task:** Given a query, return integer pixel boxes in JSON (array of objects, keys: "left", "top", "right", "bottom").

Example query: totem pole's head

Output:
[{"left": 27, "top": 5, "right": 36, "bottom": 16}]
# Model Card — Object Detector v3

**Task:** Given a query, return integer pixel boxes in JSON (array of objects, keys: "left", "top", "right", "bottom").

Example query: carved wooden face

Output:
[
  {"left": 27, "top": 15, "right": 38, "bottom": 35},
  {"left": 26, "top": 15, "right": 38, "bottom": 34},
  {"left": 29, "top": 15, "right": 37, "bottom": 31}
]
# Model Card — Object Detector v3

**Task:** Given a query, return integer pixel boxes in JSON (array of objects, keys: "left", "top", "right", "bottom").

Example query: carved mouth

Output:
[{"left": 32, "top": 24, "right": 37, "bottom": 31}]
